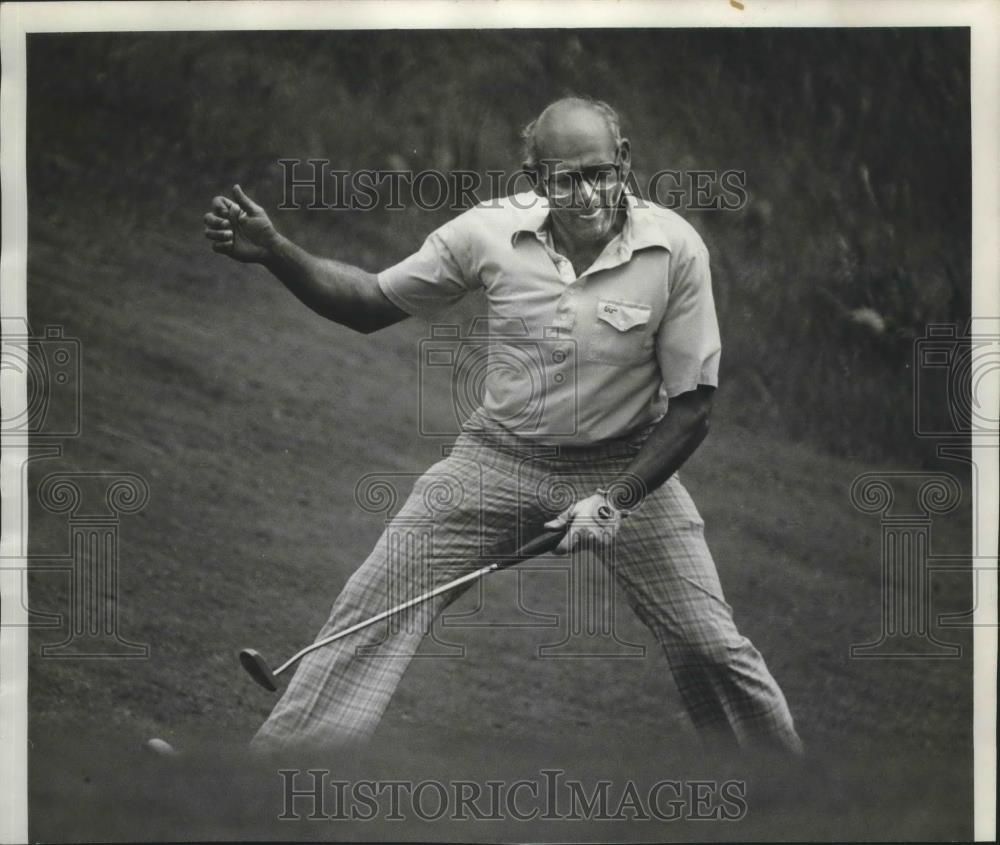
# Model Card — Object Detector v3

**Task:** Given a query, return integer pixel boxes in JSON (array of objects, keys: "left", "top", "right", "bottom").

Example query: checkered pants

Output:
[{"left": 252, "top": 413, "right": 802, "bottom": 754}]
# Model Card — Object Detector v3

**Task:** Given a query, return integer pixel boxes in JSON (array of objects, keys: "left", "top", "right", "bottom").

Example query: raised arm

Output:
[{"left": 203, "top": 185, "right": 408, "bottom": 334}]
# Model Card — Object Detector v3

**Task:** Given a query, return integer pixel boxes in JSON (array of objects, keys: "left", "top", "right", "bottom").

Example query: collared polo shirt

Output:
[{"left": 377, "top": 192, "right": 721, "bottom": 444}]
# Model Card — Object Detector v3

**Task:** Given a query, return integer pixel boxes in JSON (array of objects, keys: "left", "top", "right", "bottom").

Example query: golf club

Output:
[{"left": 239, "top": 525, "right": 569, "bottom": 691}]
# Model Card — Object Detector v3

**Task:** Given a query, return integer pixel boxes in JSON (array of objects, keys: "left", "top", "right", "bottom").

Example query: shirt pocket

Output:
[{"left": 584, "top": 299, "right": 655, "bottom": 366}]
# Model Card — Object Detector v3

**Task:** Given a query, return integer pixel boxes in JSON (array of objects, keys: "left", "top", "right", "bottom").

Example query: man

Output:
[{"left": 203, "top": 97, "right": 803, "bottom": 754}]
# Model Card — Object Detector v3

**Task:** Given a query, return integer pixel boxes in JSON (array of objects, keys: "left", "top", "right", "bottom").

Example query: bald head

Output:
[
  {"left": 521, "top": 97, "right": 623, "bottom": 169},
  {"left": 520, "top": 97, "right": 631, "bottom": 247}
]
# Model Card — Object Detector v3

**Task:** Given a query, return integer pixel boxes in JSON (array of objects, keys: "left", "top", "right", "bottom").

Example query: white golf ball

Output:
[{"left": 145, "top": 737, "right": 178, "bottom": 757}]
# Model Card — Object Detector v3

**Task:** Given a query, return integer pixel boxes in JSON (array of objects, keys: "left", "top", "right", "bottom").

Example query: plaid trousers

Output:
[{"left": 252, "top": 413, "right": 802, "bottom": 754}]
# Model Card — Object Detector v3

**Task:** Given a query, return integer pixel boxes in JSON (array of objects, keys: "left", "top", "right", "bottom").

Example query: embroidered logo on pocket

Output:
[
  {"left": 585, "top": 299, "right": 655, "bottom": 366},
  {"left": 596, "top": 300, "right": 651, "bottom": 332}
]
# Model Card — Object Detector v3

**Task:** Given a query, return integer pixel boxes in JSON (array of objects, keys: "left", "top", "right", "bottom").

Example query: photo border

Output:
[{"left": 2, "top": 2, "right": 997, "bottom": 841}]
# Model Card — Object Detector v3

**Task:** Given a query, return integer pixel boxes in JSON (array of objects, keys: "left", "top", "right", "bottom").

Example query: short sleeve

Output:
[
  {"left": 377, "top": 217, "right": 481, "bottom": 319},
  {"left": 656, "top": 242, "right": 721, "bottom": 397}
]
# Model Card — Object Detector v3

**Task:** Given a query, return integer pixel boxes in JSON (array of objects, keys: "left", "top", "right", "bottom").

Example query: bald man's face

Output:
[{"left": 532, "top": 106, "right": 630, "bottom": 246}]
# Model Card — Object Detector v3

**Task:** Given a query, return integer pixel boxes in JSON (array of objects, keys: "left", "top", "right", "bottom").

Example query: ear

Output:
[{"left": 618, "top": 138, "right": 632, "bottom": 173}]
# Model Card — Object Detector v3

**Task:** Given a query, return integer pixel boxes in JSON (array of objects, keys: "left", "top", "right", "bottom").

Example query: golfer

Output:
[{"left": 204, "top": 97, "right": 803, "bottom": 755}]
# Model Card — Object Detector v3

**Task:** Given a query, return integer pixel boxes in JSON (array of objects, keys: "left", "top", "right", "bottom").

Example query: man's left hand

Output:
[{"left": 544, "top": 493, "right": 624, "bottom": 553}]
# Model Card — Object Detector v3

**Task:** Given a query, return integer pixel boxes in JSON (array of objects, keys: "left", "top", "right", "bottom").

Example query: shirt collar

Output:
[{"left": 510, "top": 191, "right": 674, "bottom": 254}]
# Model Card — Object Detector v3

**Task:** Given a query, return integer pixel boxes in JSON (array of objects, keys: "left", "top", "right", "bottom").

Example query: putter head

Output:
[{"left": 239, "top": 648, "right": 278, "bottom": 691}]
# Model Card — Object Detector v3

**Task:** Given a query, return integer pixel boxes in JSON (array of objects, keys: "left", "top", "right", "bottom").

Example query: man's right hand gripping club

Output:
[{"left": 202, "top": 185, "right": 408, "bottom": 334}]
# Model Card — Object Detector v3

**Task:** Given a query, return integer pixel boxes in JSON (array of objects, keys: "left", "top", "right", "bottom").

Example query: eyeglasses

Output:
[{"left": 542, "top": 153, "right": 623, "bottom": 204}]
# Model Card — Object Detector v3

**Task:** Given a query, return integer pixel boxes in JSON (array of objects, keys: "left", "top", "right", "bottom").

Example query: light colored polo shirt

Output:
[{"left": 377, "top": 192, "right": 721, "bottom": 444}]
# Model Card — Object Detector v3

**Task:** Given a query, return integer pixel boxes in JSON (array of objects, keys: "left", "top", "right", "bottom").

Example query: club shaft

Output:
[{"left": 273, "top": 562, "right": 500, "bottom": 676}]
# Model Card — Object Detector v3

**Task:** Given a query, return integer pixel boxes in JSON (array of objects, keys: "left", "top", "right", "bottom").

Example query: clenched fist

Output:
[
  {"left": 203, "top": 184, "right": 280, "bottom": 264},
  {"left": 544, "top": 492, "right": 626, "bottom": 553}
]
